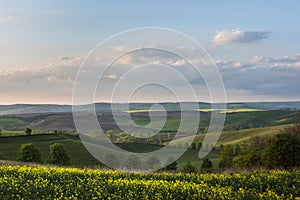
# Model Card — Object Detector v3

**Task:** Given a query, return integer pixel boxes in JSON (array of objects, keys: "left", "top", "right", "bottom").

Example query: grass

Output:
[
  {"left": 0, "top": 123, "right": 296, "bottom": 170},
  {"left": 0, "top": 134, "right": 101, "bottom": 166},
  {"left": 168, "top": 124, "right": 291, "bottom": 147},
  {"left": 0, "top": 134, "right": 212, "bottom": 169},
  {"left": 0, "top": 118, "right": 25, "bottom": 130},
  {"left": 128, "top": 110, "right": 300, "bottom": 133}
]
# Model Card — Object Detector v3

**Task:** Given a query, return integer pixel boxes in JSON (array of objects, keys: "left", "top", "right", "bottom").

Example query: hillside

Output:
[
  {"left": 0, "top": 101, "right": 300, "bottom": 115},
  {"left": 0, "top": 110, "right": 299, "bottom": 133},
  {"left": 0, "top": 123, "right": 293, "bottom": 169},
  {"left": 168, "top": 124, "right": 290, "bottom": 147}
]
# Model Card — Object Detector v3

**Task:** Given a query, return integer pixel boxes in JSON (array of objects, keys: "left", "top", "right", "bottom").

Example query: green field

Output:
[
  {"left": 131, "top": 110, "right": 300, "bottom": 133},
  {"left": 0, "top": 134, "right": 219, "bottom": 169},
  {"left": 169, "top": 124, "right": 290, "bottom": 147},
  {"left": 0, "top": 123, "right": 291, "bottom": 169},
  {"left": 0, "top": 110, "right": 299, "bottom": 170}
]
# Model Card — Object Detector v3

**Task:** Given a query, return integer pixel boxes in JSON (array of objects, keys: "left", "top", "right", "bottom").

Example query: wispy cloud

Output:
[
  {"left": 1, "top": 43, "right": 299, "bottom": 103},
  {"left": 0, "top": 15, "right": 14, "bottom": 23},
  {"left": 212, "top": 28, "right": 271, "bottom": 46},
  {"left": 59, "top": 56, "right": 75, "bottom": 60}
]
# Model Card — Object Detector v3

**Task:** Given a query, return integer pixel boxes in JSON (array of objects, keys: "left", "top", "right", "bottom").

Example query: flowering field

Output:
[{"left": 0, "top": 165, "right": 299, "bottom": 199}]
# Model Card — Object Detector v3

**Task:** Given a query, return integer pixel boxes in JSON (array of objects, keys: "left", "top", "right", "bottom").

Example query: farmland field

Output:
[{"left": 0, "top": 165, "right": 299, "bottom": 199}]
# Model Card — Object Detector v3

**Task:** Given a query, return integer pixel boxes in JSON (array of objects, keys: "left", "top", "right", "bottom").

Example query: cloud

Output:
[
  {"left": 0, "top": 15, "right": 14, "bottom": 23},
  {"left": 1, "top": 43, "right": 299, "bottom": 104},
  {"left": 217, "top": 54, "right": 300, "bottom": 100},
  {"left": 0, "top": 59, "right": 81, "bottom": 104},
  {"left": 59, "top": 56, "right": 75, "bottom": 60},
  {"left": 212, "top": 28, "right": 271, "bottom": 46}
]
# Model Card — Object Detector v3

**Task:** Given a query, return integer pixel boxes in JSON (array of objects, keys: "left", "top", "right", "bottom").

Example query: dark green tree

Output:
[
  {"left": 182, "top": 161, "right": 196, "bottom": 173},
  {"left": 47, "top": 143, "right": 70, "bottom": 165},
  {"left": 17, "top": 143, "right": 42, "bottom": 163},
  {"left": 263, "top": 133, "right": 300, "bottom": 169},
  {"left": 219, "top": 145, "right": 234, "bottom": 169},
  {"left": 104, "top": 153, "right": 119, "bottom": 168},
  {"left": 197, "top": 142, "right": 202, "bottom": 149},
  {"left": 201, "top": 158, "right": 213, "bottom": 173},
  {"left": 146, "top": 156, "right": 161, "bottom": 170},
  {"left": 25, "top": 128, "right": 32, "bottom": 136},
  {"left": 164, "top": 157, "right": 178, "bottom": 171},
  {"left": 233, "top": 136, "right": 268, "bottom": 169},
  {"left": 123, "top": 155, "right": 142, "bottom": 170},
  {"left": 191, "top": 142, "right": 196, "bottom": 150}
]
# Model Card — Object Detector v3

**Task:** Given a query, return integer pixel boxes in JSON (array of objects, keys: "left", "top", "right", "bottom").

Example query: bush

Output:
[
  {"left": 146, "top": 156, "right": 161, "bottom": 170},
  {"left": 25, "top": 128, "right": 32, "bottom": 136},
  {"left": 182, "top": 161, "right": 196, "bottom": 173},
  {"left": 17, "top": 143, "right": 42, "bottom": 163},
  {"left": 219, "top": 145, "right": 234, "bottom": 169},
  {"left": 104, "top": 153, "right": 119, "bottom": 168},
  {"left": 164, "top": 157, "right": 178, "bottom": 171},
  {"left": 47, "top": 143, "right": 70, "bottom": 165},
  {"left": 201, "top": 158, "right": 213, "bottom": 173},
  {"left": 263, "top": 133, "right": 300, "bottom": 169},
  {"left": 123, "top": 155, "right": 142, "bottom": 170},
  {"left": 190, "top": 142, "right": 196, "bottom": 150}
]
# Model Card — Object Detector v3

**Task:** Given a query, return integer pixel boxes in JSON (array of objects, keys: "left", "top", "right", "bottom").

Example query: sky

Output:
[{"left": 0, "top": 0, "right": 300, "bottom": 104}]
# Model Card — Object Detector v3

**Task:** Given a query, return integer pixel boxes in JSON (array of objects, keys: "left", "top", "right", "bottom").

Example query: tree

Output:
[
  {"left": 283, "top": 123, "right": 300, "bottom": 139},
  {"left": 197, "top": 142, "right": 202, "bottom": 149},
  {"left": 47, "top": 143, "right": 70, "bottom": 165},
  {"left": 191, "top": 142, "right": 196, "bottom": 150},
  {"left": 263, "top": 133, "right": 300, "bottom": 169},
  {"left": 167, "top": 133, "right": 172, "bottom": 140},
  {"left": 106, "top": 130, "right": 115, "bottom": 143},
  {"left": 146, "top": 156, "right": 161, "bottom": 170},
  {"left": 104, "top": 153, "right": 119, "bottom": 168},
  {"left": 0, "top": 129, "right": 2, "bottom": 136},
  {"left": 233, "top": 136, "right": 268, "bottom": 169},
  {"left": 25, "top": 128, "right": 32, "bottom": 136},
  {"left": 219, "top": 145, "right": 234, "bottom": 169},
  {"left": 182, "top": 161, "right": 196, "bottom": 173},
  {"left": 201, "top": 158, "right": 213, "bottom": 173},
  {"left": 123, "top": 155, "right": 142, "bottom": 171},
  {"left": 17, "top": 143, "right": 42, "bottom": 163},
  {"left": 164, "top": 157, "right": 178, "bottom": 171}
]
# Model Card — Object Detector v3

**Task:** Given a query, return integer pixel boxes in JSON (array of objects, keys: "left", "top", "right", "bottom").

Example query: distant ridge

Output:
[{"left": 0, "top": 101, "right": 299, "bottom": 116}]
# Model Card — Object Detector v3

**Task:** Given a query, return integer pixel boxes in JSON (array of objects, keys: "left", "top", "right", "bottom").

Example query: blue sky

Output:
[{"left": 0, "top": 0, "right": 299, "bottom": 104}]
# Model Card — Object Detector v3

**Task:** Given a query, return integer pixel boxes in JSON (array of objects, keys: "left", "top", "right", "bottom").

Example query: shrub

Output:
[
  {"left": 201, "top": 158, "right": 213, "bottom": 173},
  {"left": 263, "top": 133, "right": 300, "bottom": 169},
  {"left": 47, "top": 143, "right": 70, "bottom": 165},
  {"left": 104, "top": 153, "right": 119, "bottom": 168},
  {"left": 25, "top": 128, "right": 32, "bottom": 136},
  {"left": 164, "top": 157, "right": 178, "bottom": 171},
  {"left": 146, "top": 156, "right": 161, "bottom": 170},
  {"left": 123, "top": 155, "right": 142, "bottom": 170},
  {"left": 17, "top": 143, "right": 42, "bottom": 163},
  {"left": 182, "top": 161, "right": 196, "bottom": 173}
]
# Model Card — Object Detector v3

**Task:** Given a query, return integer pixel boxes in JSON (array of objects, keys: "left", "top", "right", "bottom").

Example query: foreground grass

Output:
[{"left": 0, "top": 165, "right": 299, "bottom": 199}]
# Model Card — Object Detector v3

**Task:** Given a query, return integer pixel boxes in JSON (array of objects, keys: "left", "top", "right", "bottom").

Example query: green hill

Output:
[
  {"left": 168, "top": 124, "right": 290, "bottom": 147},
  {"left": 0, "top": 134, "right": 217, "bottom": 170}
]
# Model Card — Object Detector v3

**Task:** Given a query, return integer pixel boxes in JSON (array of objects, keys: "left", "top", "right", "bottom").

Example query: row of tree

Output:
[
  {"left": 219, "top": 123, "right": 300, "bottom": 169},
  {"left": 17, "top": 143, "right": 70, "bottom": 165}
]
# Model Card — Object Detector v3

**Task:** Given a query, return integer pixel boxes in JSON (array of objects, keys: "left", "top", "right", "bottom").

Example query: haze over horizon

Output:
[{"left": 1, "top": 1, "right": 300, "bottom": 104}]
